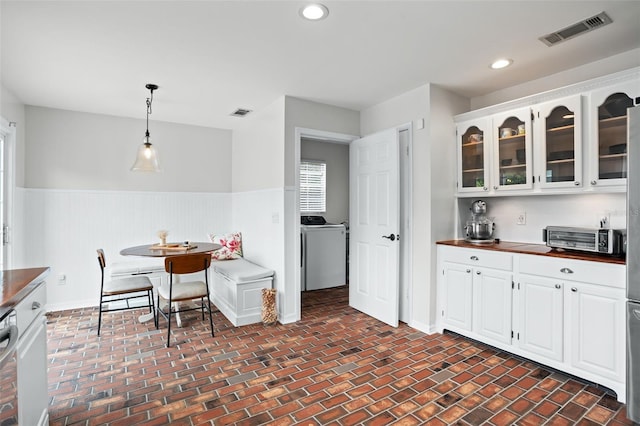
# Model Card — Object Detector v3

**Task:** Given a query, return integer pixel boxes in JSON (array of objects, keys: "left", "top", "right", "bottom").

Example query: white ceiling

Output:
[{"left": 2, "top": 1, "right": 640, "bottom": 130}]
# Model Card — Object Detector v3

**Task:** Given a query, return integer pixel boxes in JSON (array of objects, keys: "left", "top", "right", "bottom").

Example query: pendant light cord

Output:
[{"left": 145, "top": 88, "right": 154, "bottom": 136}]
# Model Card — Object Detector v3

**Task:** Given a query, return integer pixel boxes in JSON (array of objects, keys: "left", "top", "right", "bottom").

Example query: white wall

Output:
[
  {"left": 300, "top": 138, "right": 349, "bottom": 224},
  {"left": 1, "top": 84, "right": 26, "bottom": 186},
  {"left": 471, "top": 49, "right": 640, "bottom": 110},
  {"left": 21, "top": 188, "right": 231, "bottom": 311},
  {"left": 457, "top": 193, "right": 626, "bottom": 243},
  {"left": 360, "top": 84, "right": 469, "bottom": 333},
  {"left": 284, "top": 97, "right": 360, "bottom": 187},
  {"left": 25, "top": 106, "right": 232, "bottom": 192},
  {"left": 232, "top": 97, "right": 285, "bottom": 192}
]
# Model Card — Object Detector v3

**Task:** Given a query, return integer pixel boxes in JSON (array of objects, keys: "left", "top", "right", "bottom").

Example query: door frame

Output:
[
  {"left": 0, "top": 117, "right": 15, "bottom": 269},
  {"left": 294, "top": 125, "right": 413, "bottom": 325}
]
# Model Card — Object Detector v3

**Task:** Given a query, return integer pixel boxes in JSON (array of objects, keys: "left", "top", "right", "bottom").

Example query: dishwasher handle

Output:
[{"left": 0, "top": 325, "right": 19, "bottom": 369}]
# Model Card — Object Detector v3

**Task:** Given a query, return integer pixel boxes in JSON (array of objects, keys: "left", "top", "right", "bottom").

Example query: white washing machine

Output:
[{"left": 301, "top": 223, "right": 347, "bottom": 291}]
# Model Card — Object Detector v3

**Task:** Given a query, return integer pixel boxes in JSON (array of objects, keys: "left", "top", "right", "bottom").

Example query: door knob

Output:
[{"left": 382, "top": 234, "right": 396, "bottom": 241}]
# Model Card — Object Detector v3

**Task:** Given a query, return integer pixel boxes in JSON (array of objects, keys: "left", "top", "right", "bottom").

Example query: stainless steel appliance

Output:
[
  {"left": 542, "top": 226, "right": 626, "bottom": 255},
  {"left": 627, "top": 105, "right": 640, "bottom": 422},
  {"left": 0, "top": 310, "right": 18, "bottom": 425},
  {"left": 464, "top": 200, "right": 495, "bottom": 243}
]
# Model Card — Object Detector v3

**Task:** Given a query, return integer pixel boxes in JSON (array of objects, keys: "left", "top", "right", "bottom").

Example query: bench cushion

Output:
[{"left": 213, "top": 258, "right": 273, "bottom": 282}]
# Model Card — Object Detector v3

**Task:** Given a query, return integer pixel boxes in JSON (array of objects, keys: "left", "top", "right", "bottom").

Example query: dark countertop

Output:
[
  {"left": 0, "top": 267, "right": 50, "bottom": 321},
  {"left": 437, "top": 240, "right": 626, "bottom": 265}
]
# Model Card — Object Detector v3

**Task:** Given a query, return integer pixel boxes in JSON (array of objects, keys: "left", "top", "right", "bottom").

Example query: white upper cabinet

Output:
[
  {"left": 588, "top": 80, "right": 640, "bottom": 189},
  {"left": 456, "top": 118, "right": 492, "bottom": 194},
  {"left": 533, "top": 95, "right": 583, "bottom": 190},
  {"left": 492, "top": 108, "right": 533, "bottom": 192},
  {"left": 454, "top": 68, "right": 640, "bottom": 197}
]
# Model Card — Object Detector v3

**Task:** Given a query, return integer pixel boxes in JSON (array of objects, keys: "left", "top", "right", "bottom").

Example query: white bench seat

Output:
[{"left": 211, "top": 258, "right": 274, "bottom": 326}]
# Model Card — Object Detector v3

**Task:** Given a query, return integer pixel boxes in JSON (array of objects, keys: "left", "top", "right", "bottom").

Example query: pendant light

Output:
[{"left": 131, "top": 83, "right": 161, "bottom": 172}]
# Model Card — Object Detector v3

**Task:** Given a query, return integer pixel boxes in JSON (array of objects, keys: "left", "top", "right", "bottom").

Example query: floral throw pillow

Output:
[{"left": 208, "top": 232, "right": 243, "bottom": 260}]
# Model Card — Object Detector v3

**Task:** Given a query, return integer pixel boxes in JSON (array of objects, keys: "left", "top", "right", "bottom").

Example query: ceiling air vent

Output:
[
  {"left": 539, "top": 11, "right": 612, "bottom": 47},
  {"left": 230, "top": 108, "right": 253, "bottom": 117}
]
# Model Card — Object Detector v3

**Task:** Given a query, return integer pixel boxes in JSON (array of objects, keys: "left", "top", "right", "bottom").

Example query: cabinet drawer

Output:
[
  {"left": 439, "top": 246, "right": 512, "bottom": 271},
  {"left": 519, "top": 255, "right": 624, "bottom": 288},
  {"left": 15, "top": 282, "right": 46, "bottom": 336}
]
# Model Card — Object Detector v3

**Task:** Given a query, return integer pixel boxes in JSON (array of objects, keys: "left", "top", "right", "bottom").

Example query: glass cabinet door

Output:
[
  {"left": 493, "top": 108, "right": 532, "bottom": 191},
  {"left": 535, "top": 95, "right": 582, "bottom": 188},
  {"left": 589, "top": 82, "right": 639, "bottom": 187},
  {"left": 457, "top": 119, "right": 490, "bottom": 193}
]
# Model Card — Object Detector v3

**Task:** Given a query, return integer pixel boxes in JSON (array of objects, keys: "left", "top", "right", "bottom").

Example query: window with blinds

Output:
[{"left": 300, "top": 161, "right": 326, "bottom": 213}]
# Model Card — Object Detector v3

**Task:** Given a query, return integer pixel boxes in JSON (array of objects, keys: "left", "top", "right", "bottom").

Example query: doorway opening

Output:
[
  {"left": 0, "top": 118, "right": 15, "bottom": 270},
  {"left": 295, "top": 126, "right": 412, "bottom": 325}
]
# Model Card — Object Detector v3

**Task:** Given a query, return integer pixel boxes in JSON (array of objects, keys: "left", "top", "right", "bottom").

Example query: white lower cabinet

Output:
[
  {"left": 474, "top": 267, "right": 512, "bottom": 345},
  {"left": 437, "top": 246, "right": 513, "bottom": 348},
  {"left": 437, "top": 245, "right": 626, "bottom": 402},
  {"left": 568, "top": 281, "right": 625, "bottom": 381},
  {"left": 517, "top": 274, "right": 564, "bottom": 361},
  {"left": 441, "top": 261, "right": 473, "bottom": 332},
  {"left": 15, "top": 281, "right": 49, "bottom": 426}
]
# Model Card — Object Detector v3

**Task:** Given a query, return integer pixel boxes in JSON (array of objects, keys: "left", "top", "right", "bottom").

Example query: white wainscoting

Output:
[
  {"left": 18, "top": 188, "right": 232, "bottom": 312},
  {"left": 231, "top": 188, "right": 287, "bottom": 322}
]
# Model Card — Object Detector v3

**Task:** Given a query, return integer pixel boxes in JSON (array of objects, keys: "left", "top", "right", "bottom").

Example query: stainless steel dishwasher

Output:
[{"left": 0, "top": 310, "right": 19, "bottom": 425}]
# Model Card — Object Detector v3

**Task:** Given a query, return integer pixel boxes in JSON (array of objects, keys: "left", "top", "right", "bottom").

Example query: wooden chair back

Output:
[
  {"left": 97, "top": 249, "right": 106, "bottom": 271},
  {"left": 164, "top": 253, "right": 211, "bottom": 275}
]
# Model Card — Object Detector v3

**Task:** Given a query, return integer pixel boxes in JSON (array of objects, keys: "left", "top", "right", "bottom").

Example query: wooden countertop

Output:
[
  {"left": 0, "top": 267, "right": 50, "bottom": 321},
  {"left": 437, "top": 240, "right": 626, "bottom": 265}
]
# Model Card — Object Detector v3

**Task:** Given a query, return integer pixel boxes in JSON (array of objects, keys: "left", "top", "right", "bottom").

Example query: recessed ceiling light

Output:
[
  {"left": 300, "top": 3, "right": 329, "bottom": 21},
  {"left": 490, "top": 58, "right": 513, "bottom": 70}
]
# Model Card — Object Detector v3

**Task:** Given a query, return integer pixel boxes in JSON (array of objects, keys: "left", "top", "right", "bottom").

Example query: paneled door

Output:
[{"left": 349, "top": 128, "right": 400, "bottom": 327}]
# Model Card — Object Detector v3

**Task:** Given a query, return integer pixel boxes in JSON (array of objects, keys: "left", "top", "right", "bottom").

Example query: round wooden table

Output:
[
  {"left": 120, "top": 242, "right": 221, "bottom": 257},
  {"left": 120, "top": 242, "right": 220, "bottom": 323}
]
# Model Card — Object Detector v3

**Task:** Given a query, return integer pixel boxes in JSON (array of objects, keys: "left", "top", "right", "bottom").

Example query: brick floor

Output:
[{"left": 46, "top": 286, "right": 635, "bottom": 425}]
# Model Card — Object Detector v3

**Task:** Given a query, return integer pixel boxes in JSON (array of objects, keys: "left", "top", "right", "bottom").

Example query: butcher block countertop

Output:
[
  {"left": 0, "top": 267, "right": 50, "bottom": 321},
  {"left": 436, "top": 240, "right": 626, "bottom": 266}
]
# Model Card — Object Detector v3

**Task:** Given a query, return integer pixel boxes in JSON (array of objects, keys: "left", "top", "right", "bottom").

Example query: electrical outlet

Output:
[
  {"left": 58, "top": 274, "right": 66, "bottom": 285},
  {"left": 517, "top": 212, "right": 526, "bottom": 225}
]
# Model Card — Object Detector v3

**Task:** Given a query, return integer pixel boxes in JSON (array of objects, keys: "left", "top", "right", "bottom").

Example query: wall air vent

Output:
[
  {"left": 230, "top": 108, "right": 253, "bottom": 117},
  {"left": 539, "top": 11, "right": 612, "bottom": 47}
]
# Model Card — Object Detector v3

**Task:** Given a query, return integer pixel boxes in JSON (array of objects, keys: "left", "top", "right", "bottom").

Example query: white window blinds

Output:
[{"left": 300, "top": 161, "right": 326, "bottom": 213}]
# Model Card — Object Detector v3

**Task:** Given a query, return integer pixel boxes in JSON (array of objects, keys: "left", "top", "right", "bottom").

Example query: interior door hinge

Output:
[
  {"left": 511, "top": 281, "right": 514, "bottom": 289},
  {"left": 517, "top": 332, "right": 520, "bottom": 340},
  {"left": 441, "top": 309, "right": 444, "bottom": 317},
  {"left": 511, "top": 330, "right": 514, "bottom": 338}
]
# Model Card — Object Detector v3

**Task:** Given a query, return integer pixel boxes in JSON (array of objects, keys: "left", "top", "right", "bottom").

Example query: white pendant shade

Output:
[{"left": 131, "top": 141, "right": 161, "bottom": 172}]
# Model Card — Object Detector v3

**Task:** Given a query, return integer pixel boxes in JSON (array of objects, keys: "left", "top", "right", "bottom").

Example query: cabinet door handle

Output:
[
  {"left": 476, "top": 271, "right": 481, "bottom": 275},
  {"left": 591, "top": 180, "right": 597, "bottom": 186},
  {"left": 483, "top": 187, "right": 488, "bottom": 191},
  {"left": 555, "top": 284, "right": 561, "bottom": 289},
  {"left": 470, "top": 256, "right": 479, "bottom": 261},
  {"left": 493, "top": 185, "right": 498, "bottom": 190},
  {"left": 466, "top": 269, "right": 471, "bottom": 273},
  {"left": 32, "top": 301, "right": 41, "bottom": 310},
  {"left": 574, "top": 181, "right": 580, "bottom": 186},
  {"left": 571, "top": 287, "right": 578, "bottom": 292},
  {"left": 560, "top": 267, "right": 573, "bottom": 274}
]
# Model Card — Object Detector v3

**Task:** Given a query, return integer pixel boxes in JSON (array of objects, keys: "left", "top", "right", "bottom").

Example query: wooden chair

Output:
[
  {"left": 96, "top": 249, "right": 155, "bottom": 336},
  {"left": 156, "top": 253, "right": 214, "bottom": 347}
]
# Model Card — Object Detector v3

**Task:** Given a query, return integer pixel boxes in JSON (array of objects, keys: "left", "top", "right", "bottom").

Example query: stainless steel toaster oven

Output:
[{"left": 542, "top": 226, "right": 626, "bottom": 255}]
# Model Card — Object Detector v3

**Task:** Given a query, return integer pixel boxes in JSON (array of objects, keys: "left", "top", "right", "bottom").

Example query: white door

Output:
[{"left": 349, "top": 128, "right": 399, "bottom": 327}]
